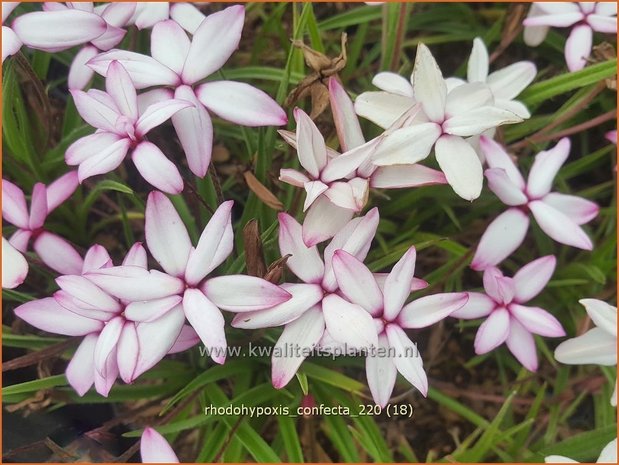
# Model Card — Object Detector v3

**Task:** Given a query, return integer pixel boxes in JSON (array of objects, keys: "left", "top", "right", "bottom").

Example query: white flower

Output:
[
  {"left": 545, "top": 438, "right": 617, "bottom": 463},
  {"left": 554, "top": 299, "right": 617, "bottom": 406}
]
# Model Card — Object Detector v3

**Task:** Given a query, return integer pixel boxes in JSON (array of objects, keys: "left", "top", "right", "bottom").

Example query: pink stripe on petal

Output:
[
  {"left": 183, "top": 289, "right": 227, "bottom": 364},
  {"left": 145, "top": 191, "right": 192, "bottom": 277},
  {"left": 201, "top": 275, "right": 292, "bottom": 312},
  {"left": 185, "top": 200, "right": 234, "bottom": 285},
  {"left": 132, "top": 142, "right": 183, "bottom": 194},
  {"left": 181, "top": 5, "right": 245, "bottom": 84},
  {"left": 2, "top": 179, "right": 29, "bottom": 229},
  {"left": 471, "top": 208, "right": 530, "bottom": 271},
  {"left": 66, "top": 333, "right": 97, "bottom": 396},
  {"left": 15, "top": 297, "right": 103, "bottom": 336},
  {"left": 33, "top": 232, "right": 84, "bottom": 275},
  {"left": 71, "top": 89, "right": 120, "bottom": 133},
  {"left": 140, "top": 427, "right": 179, "bottom": 464},
  {"left": 196, "top": 80, "right": 287, "bottom": 127},
  {"left": 529, "top": 200, "right": 593, "bottom": 250},
  {"left": 512, "top": 255, "right": 556, "bottom": 303}
]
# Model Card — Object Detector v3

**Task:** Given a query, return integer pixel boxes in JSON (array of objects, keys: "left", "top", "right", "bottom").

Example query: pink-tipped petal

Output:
[
  {"left": 151, "top": 20, "right": 190, "bottom": 75},
  {"left": 53, "top": 290, "right": 115, "bottom": 321},
  {"left": 169, "top": 2, "right": 206, "bottom": 34},
  {"left": 277, "top": 213, "right": 325, "bottom": 284},
  {"left": 370, "top": 123, "right": 440, "bottom": 166},
  {"left": 133, "top": 305, "right": 185, "bottom": 378},
  {"left": 554, "top": 327, "right": 616, "bottom": 366},
  {"left": 271, "top": 305, "right": 325, "bottom": 389},
  {"left": 471, "top": 208, "right": 530, "bottom": 271},
  {"left": 90, "top": 24, "right": 126, "bottom": 52},
  {"left": 137, "top": 88, "right": 175, "bottom": 115},
  {"left": 412, "top": 43, "right": 446, "bottom": 122},
  {"left": 505, "top": 318, "right": 538, "bottom": 371},
  {"left": 370, "top": 164, "right": 447, "bottom": 188},
  {"left": 197, "top": 80, "right": 287, "bottom": 127},
  {"left": 68, "top": 44, "right": 98, "bottom": 90},
  {"left": 183, "top": 289, "right": 227, "bottom": 364},
  {"left": 2, "top": 179, "right": 29, "bottom": 229},
  {"left": 86, "top": 266, "right": 185, "bottom": 301},
  {"left": 435, "top": 135, "right": 483, "bottom": 201},
  {"left": 332, "top": 250, "right": 383, "bottom": 316},
  {"left": 565, "top": 24, "right": 592, "bottom": 72},
  {"left": 70, "top": 89, "right": 120, "bottom": 133},
  {"left": 542, "top": 192, "right": 599, "bottom": 225},
  {"left": 106, "top": 61, "right": 138, "bottom": 121},
  {"left": 99, "top": 2, "right": 136, "bottom": 27},
  {"left": 354, "top": 91, "right": 416, "bottom": 129},
  {"left": 88, "top": 50, "right": 180, "bottom": 89},
  {"left": 382, "top": 247, "right": 417, "bottom": 321},
  {"left": 66, "top": 333, "right": 97, "bottom": 396},
  {"left": 82, "top": 245, "right": 113, "bottom": 273},
  {"left": 580, "top": 299, "right": 617, "bottom": 338},
  {"left": 2, "top": 25, "right": 22, "bottom": 63},
  {"left": 65, "top": 132, "right": 123, "bottom": 166},
  {"left": 321, "top": 138, "right": 380, "bottom": 183},
  {"left": 529, "top": 200, "right": 593, "bottom": 250},
  {"left": 279, "top": 168, "right": 310, "bottom": 187},
  {"left": 46, "top": 171, "right": 79, "bottom": 212},
  {"left": 181, "top": 5, "right": 245, "bottom": 84},
  {"left": 94, "top": 315, "right": 123, "bottom": 376},
  {"left": 33, "top": 232, "right": 84, "bottom": 275},
  {"left": 130, "top": 2, "right": 169, "bottom": 29},
  {"left": 15, "top": 297, "right": 103, "bottom": 336},
  {"left": 2, "top": 237, "right": 28, "bottom": 289},
  {"left": 587, "top": 14, "right": 617, "bottom": 33},
  {"left": 28, "top": 183, "right": 48, "bottom": 230},
  {"left": 485, "top": 168, "right": 528, "bottom": 206},
  {"left": 480, "top": 135, "right": 526, "bottom": 188},
  {"left": 323, "top": 182, "right": 363, "bottom": 212},
  {"left": 365, "top": 333, "right": 397, "bottom": 408},
  {"left": 93, "top": 345, "right": 118, "bottom": 397},
  {"left": 527, "top": 138, "right": 570, "bottom": 198},
  {"left": 509, "top": 304, "right": 565, "bottom": 337},
  {"left": 132, "top": 142, "right": 184, "bottom": 194},
  {"left": 202, "top": 275, "right": 292, "bottom": 312},
  {"left": 9, "top": 229, "right": 31, "bottom": 254},
  {"left": 523, "top": 11, "right": 582, "bottom": 28},
  {"left": 185, "top": 200, "right": 234, "bottom": 285},
  {"left": 482, "top": 267, "right": 515, "bottom": 304},
  {"left": 135, "top": 98, "right": 192, "bottom": 137},
  {"left": 12, "top": 10, "right": 107, "bottom": 51},
  {"left": 449, "top": 292, "right": 496, "bottom": 319},
  {"left": 322, "top": 293, "right": 378, "bottom": 350},
  {"left": 303, "top": 181, "right": 329, "bottom": 212},
  {"left": 399, "top": 292, "right": 469, "bottom": 328},
  {"left": 474, "top": 307, "right": 510, "bottom": 354},
  {"left": 328, "top": 77, "right": 365, "bottom": 151},
  {"left": 302, "top": 196, "right": 354, "bottom": 248},
  {"left": 231, "top": 283, "right": 323, "bottom": 329},
  {"left": 56, "top": 275, "right": 122, "bottom": 312},
  {"left": 122, "top": 242, "right": 148, "bottom": 268},
  {"left": 385, "top": 324, "right": 428, "bottom": 396},
  {"left": 513, "top": 255, "right": 556, "bottom": 303},
  {"left": 171, "top": 85, "right": 213, "bottom": 178},
  {"left": 372, "top": 72, "right": 414, "bottom": 97},
  {"left": 140, "top": 427, "right": 179, "bottom": 463},
  {"left": 145, "top": 191, "right": 192, "bottom": 277},
  {"left": 77, "top": 137, "right": 131, "bottom": 182}
]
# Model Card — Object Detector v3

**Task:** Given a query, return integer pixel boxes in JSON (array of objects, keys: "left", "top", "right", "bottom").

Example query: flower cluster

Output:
[{"left": 2, "top": 2, "right": 615, "bottom": 462}]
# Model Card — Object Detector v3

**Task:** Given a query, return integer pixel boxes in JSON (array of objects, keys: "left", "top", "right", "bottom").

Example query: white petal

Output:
[
  {"left": 479, "top": 135, "right": 525, "bottom": 189},
  {"left": 85, "top": 266, "right": 185, "bottom": 301},
  {"left": 332, "top": 250, "right": 383, "bottom": 315},
  {"left": 555, "top": 327, "right": 616, "bottom": 366},
  {"left": 94, "top": 316, "right": 123, "bottom": 376},
  {"left": 565, "top": 24, "right": 592, "bottom": 72},
  {"left": 56, "top": 275, "right": 121, "bottom": 312},
  {"left": 2, "top": 179, "right": 29, "bottom": 228},
  {"left": 135, "top": 99, "right": 191, "bottom": 137},
  {"left": 32, "top": 232, "right": 84, "bottom": 275},
  {"left": 301, "top": 196, "right": 354, "bottom": 247},
  {"left": 371, "top": 123, "right": 440, "bottom": 166},
  {"left": 445, "top": 82, "right": 493, "bottom": 117},
  {"left": 145, "top": 191, "right": 192, "bottom": 277},
  {"left": 443, "top": 106, "right": 522, "bottom": 136},
  {"left": 354, "top": 91, "right": 415, "bottom": 129},
  {"left": 169, "top": 2, "right": 206, "bottom": 34},
  {"left": 505, "top": 318, "right": 538, "bottom": 371},
  {"left": 450, "top": 292, "right": 496, "bottom": 319},
  {"left": 151, "top": 19, "right": 190, "bottom": 75},
  {"left": 140, "top": 427, "right": 179, "bottom": 463},
  {"left": 471, "top": 208, "right": 530, "bottom": 271},
  {"left": 513, "top": 255, "right": 556, "bottom": 303},
  {"left": 370, "top": 164, "right": 447, "bottom": 188},
  {"left": 530, "top": 200, "right": 593, "bottom": 250},
  {"left": 105, "top": 60, "right": 138, "bottom": 121},
  {"left": 185, "top": 200, "right": 234, "bottom": 285},
  {"left": 542, "top": 192, "right": 599, "bottom": 225},
  {"left": 385, "top": 324, "right": 428, "bottom": 396},
  {"left": 202, "top": 275, "right": 292, "bottom": 312},
  {"left": 588, "top": 14, "right": 618, "bottom": 33},
  {"left": 597, "top": 438, "right": 617, "bottom": 463},
  {"left": 66, "top": 333, "right": 97, "bottom": 396},
  {"left": 322, "top": 293, "right": 378, "bottom": 350},
  {"left": 2, "top": 236, "right": 28, "bottom": 289},
  {"left": 474, "top": 307, "right": 510, "bottom": 354},
  {"left": 15, "top": 297, "right": 103, "bottom": 336},
  {"left": 467, "top": 38, "right": 489, "bottom": 82},
  {"left": 382, "top": 247, "right": 417, "bottom": 321},
  {"left": 412, "top": 43, "right": 446, "bottom": 122},
  {"left": 303, "top": 181, "right": 328, "bottom": 212},
  {"left": 77, "top": 137, "right": 130, "bottom": 182},
  {"left": 68, "top": 45, "right": 98, "bottom": 90},
  {"left": 509, "top": 304, "right": 565, "bottom": 337},
  {"left": 321, "top": 138, "right": 380, "bottom": 182},
  {"left": 523, "top": 4, "right": 550, "bottom": 47},
  {"left": 580, "top": 299, "right": 617, "bottom": 338},
  {"left": 124, "top": 296, "right": 182, "bottom": 323},
  {"left": 292, "top": 108, "right": 327, "bottom": 178},
  {"left": 2, "top": 25, "right": 21, "bottom": 63},
  {"left": 271, "top": 305, "right": 325, "bottom": 389},
  {"left": 399, "top": 292, "right": 469, "bottom": 328},
  {"left": 485, "top": 168, "right": 528, "bottom": 206},
  {"left": 116, "top": 322, "right": 139, "bottom": 383},
  {"left": 365, "top": 333, "right": 397, "bottom": 407},
  {"left": 435, "top": 135, "right": 483, "bottom": 201},
  {"left": 277, "top": 213, "right": 325, "bottom": 284},
  {"left": 487, "top": 61, "right": 537, "bottom": 100},
  {"left": 183, "top": 290, "right": 227, "bottom": 364},
  {"left": 70, "top": 89, "right": 120, "bottom": 133},
  {"left": 527, "top": 138, "right": 571, "bottom": 198},
  {"left": 132, "top": 142, "right": 183, "bottom": 194},
  {"left": 328, "top": 77, "right": 365, "bottom": 151}
]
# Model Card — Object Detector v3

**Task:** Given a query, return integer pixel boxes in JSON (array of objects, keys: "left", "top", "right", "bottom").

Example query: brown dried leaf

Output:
[
  {"left": 243, "top": 171, "right": 284, "bottom": 211},
  {"left": 243, "top": 219, "right": 267, "bottom": 277},
  {"left": 264, "top": 254, "right": 291, "bottom": 283}
]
